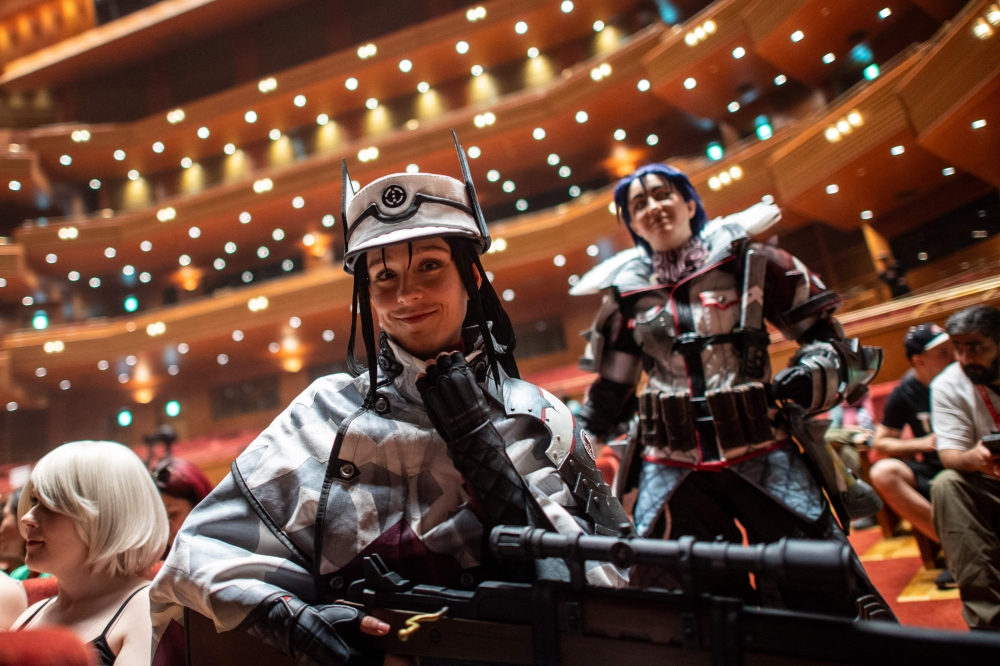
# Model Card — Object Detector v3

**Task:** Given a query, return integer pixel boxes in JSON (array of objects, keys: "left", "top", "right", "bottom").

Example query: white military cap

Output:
[{"left": 341, "top": 133, "right": 490, "bottom": 273}]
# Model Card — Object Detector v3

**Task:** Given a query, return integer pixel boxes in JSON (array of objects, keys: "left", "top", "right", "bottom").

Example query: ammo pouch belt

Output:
[
  {"left": 639, "top": 382, "right": 774, "bottom": 466},
  {"left": 673, "top": 329, "right": 771, "bottom": 381}
]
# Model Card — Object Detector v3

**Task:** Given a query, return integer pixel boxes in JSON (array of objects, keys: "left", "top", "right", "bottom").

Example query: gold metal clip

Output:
[{"left": 397, "top": 606, "right": 449, "bottom": 642}]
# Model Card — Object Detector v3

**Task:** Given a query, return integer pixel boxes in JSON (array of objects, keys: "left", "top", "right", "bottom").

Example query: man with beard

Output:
[{"left": 930, "top": 305, "right": 1000, "bottom": 630}]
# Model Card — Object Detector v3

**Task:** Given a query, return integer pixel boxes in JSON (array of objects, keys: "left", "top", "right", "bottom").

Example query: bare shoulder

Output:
[{"left": 105, "top": 585, "right": 153, "bottom": 666}]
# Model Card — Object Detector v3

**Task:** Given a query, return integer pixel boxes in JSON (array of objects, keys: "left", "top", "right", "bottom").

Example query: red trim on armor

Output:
[
  {"left": 699, "top": 291, "right": 739, "bottom": 311},
  {"left": 642, "top": 439, "right": 790, "bottom": 471}
]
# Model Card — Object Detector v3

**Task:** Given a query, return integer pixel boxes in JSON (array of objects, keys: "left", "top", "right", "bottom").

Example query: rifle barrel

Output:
[{"left": 491, "top": 526, "right": 853, "bottom": 592}]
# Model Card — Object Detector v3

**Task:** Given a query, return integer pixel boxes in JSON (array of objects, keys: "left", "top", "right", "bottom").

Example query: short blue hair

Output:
[{"left": 613, "top": 163, "right": 708, "bottom": 253}]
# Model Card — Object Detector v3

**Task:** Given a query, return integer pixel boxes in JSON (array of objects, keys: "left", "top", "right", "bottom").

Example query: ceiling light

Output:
[
  {"left": 527, "top": 47, "right": 539, "bottom": 58},
  {"left": 594, "top": 20, "right": 605, "bottom": 31},
  {"left": 847, "top": 110, "right": 864, "bottom": 126},
  {"left": 141, "top": 240, "right": 152, "bottom": 251},
  {"left": 890, "top": 145, "right": 905, "bottom": 156},
  {"left": 558, "top": 165, "right": 571, "bottom": 178},
  {"left": 879, "top": 7, "right": 891, "bottom": 18},
  {"left": 417, "top": 81, "right": 430, "bottom": 93},
  {"left": 864, "top": 64, "right": 880, "bottom": 80},
  {"left": 774, "top": 74, "right": 787, "bottom": 86},
  {"left": 468, "top": 146, "right": 481, "bottom": 158},
  {"left": 322, "top": 214, "right": 335, "bottom": 227},
  {"left": 515, "top": 21, "right": 528, "bottom": 34},
  {"left": 188, "top": 226, "right": 201, "bottom": 238},
  {"left": 257, "top": 246, "right": 270, "bottom": 259},
  {"left": 89, "top": 277, "right": 101, "bottom": 288},
  {"left": 213, "top": 258, "right": 225, "bottom": 270},
  {"left": 471, "top": 64, "right": 484, "bottom": 76},
  {"left": 68, "top": 271, "right": 80, "bottom": 281},
  {"left": 128, "top": 169, "right": 140, "bottom": 180},
  {"left": 150, "top": 141, "right": 165, "bottom": 154},
  {"left": 826, "top": 184, "right": 839, "bottom": 194},
  {"left": 225, "top": 241, "right": 237, "bottom": 254},
  {"left": 972, "top": 119, "right": 987, "bottom": 129},
  {"left": 90, "top": 179, "right": 101, "bottom": 190},
  {"left": 239, "top": 211, "right": 251, "bottom": 223},
  {"left": 104, "top": 247, "right": 116, "bottom": 258},
  {"left": 282, "top": 259, "right": 294, "bottom": 271},
  {"left": 358, "top": 146, "right": 379, "bottom": 162},
  {"left": 647, "top": 134, "right": 659, "bottom": 145},
  {"left": 293, "top": 94, "right": 306, "bottom": 107},
  {"left": 224, "top": 143, "right": 236, "bottom": 154},
  {"left": 466, "top": 6, "right": 486, "bottom": 21},
  {"left": 59, "top": 154, "right": 72, "bottom": 166},
  {"left": 253, "top": 178, "right": 273, "bottom": 193},
  {"left": 532, "top": 127, "right": 546, "bottom": 140},
  {"left": 502, "top": 180, "right": 515, "bottom": 193},
  {"left": 357, "top": 44, "right": 377, "bottom": 59},
  {"left": 614, "top": 129, "right": 626, "bottom": 140},
  {"left": 303, "top": 233, "right": 316, "bottom": 246},
  {"left": 316, "top": 114, "right": 329, "bottom": 125},
  {"left": 289, "top": 316, "right": 301, "bottom": 329},
  {"left": 365, "top": 98, "right": 379, "bottom": 110},
  {"left": 269, "top": 128, "right": 281, "bottom": 140},
  {"left": 456, "top": 41, "right": 469, "bottom": 54},
  {"left": 399, "top": 59, "right": 412, "bottom": 72},
  {"left": 178, "top": 254, "right": 191, "bottom": 266},
  {"left": 707, "top": 142, "right": 723, "bottom": 160},
  {"left": 157, "top": 206, "right": 176, "bottom": 221},
  {"left": 547, "top": 153, "right": 560, "bottom": 165},
  {"left": 943, "top": 167, "right": 956, "bottom": 176},
  {"left": 561, "top": 1, "right": 574, "bottom": 13},
  {"left": 345, "top": 77, "right": 358, "bottom": 90},
  {"left": 181, "top": 157, "right": 192, "bottom": 168},
  {"left": 292, "top": 196, "right": 305, "bottom": 209},
  {"left": 258, "top": 77, "right": 277, "bottom": 93},
  {"left": 45, "top": 253, "right": 57, "bottom": 264},
  {"left": 272, "top": 228, "right": 285, "bottom": 241},
  {"left": 71, "top": 129, "right": 91, "bottom": 142},
  {"left": 791, "top": 30, "right": 804, "bottom": 42},
  {"left": 732, "top": 46, "right": 746, "bottom": 59},
  {"left": 146, "top": 322, "right": 166, "bottom": 337},
  {"left": 683, "top": 77, "right": 696, "bottom": 89},
  {"left": 139, "top": 272, "right": 151, "bottom": 283},
  {"left": 860, "top": 210, "right": 874, "bottom": 220},
  {"left": 515, "top": 199, "right": 528, "bottom": 211},
  {"left": 197, "top": 126, "right": 210, "bottom": 139},
  {"left": 166, "top": 109, "right": 185, "bottom": 123},
  {"left": 244, "top": 110, "right": 257, "bottom": 123},
  {"left": 248, "top": 296, "right": 269, "bottom": 312},
  {"left": 487, "top": 170, "right": 500, "bottom": 182},
  {"left": 822, "top": 53, "right": 835, "bottom": 64},
  {"left": 217, "top": 354, "right": 229, "bottom": 366},
  {"left": 113, "top": 149, "right": 126, "bottom": 160},
  {"left": 728, "top": 101, "right": 740, "bottom": 112}
]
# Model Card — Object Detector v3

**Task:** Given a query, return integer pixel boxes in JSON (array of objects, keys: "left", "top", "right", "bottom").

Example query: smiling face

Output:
[
  {"left": 366, "top": 238, "right": 479, "bottom": 360},
  {"left": 19, "top": 492, "right": 89, "bottom": 576},
  {"left": 627, "top": 174, "right": 697, "bottom": 253}
]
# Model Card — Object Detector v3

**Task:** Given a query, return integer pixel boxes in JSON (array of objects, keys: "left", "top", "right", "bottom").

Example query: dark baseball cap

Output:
[{"left": 904, "top": 323, "right": 950, "bottom": 359}]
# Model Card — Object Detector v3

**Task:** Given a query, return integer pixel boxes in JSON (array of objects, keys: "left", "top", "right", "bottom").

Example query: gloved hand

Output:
[
  {"left": 247, "top": 595, "right": 387, "bottom": 666},
  {"left": 417, "top": 351, "right": 531, "bottom": 529},
  {"left": 416, "top": 351, "right": 491, "bottom": 442},
  {"left": 772, "top": 365, "right": 814, "bottom": 409}
]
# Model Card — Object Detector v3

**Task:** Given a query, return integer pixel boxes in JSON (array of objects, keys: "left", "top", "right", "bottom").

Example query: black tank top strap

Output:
[
  {"left": 98, "top": 585, "right": 149, "bottom": 638},
  {"left": 90, "top": 585, "right": 150, "bottom": 666},
  {"left": 17, "top": 595, "right": 56, "bottom": 630}
]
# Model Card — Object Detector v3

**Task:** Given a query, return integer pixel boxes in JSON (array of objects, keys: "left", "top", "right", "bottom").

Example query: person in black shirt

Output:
[{"left": 870, "top": 324, "right": 954, "bottom": 542}]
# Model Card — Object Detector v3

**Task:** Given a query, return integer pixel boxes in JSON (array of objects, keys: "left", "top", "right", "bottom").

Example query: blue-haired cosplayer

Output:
[{"left": 572, "top": 164, "right": 894, "bottom": 620}]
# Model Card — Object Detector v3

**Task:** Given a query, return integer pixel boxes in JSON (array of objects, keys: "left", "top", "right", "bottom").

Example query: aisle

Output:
[{"left": 848, "top": 526, "right": 966, "bottom": 631}]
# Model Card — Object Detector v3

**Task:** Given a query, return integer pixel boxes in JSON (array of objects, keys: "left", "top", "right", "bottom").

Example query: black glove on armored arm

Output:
[
  {"left": 577, "top": 377, "right": 637, "bottom": 438},
  {"left": 771, "top": 365, "right": 816, "bottom": 410},
  {"left": 246, "top": 595, "right": 370, "bottom": 666},
  {"left": 417, "top": 352, "right": 532, "bottom": 528}
]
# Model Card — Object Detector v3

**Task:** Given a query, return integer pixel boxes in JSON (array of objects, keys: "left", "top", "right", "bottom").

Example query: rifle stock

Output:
[{"left": 185, "top": 527, "right": 1000, "bottom": 665}]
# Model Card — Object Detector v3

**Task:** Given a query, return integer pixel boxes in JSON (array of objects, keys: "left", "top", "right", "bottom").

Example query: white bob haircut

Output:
[{"left": 19, "top": 440, "right": 169, "bottom": 577}]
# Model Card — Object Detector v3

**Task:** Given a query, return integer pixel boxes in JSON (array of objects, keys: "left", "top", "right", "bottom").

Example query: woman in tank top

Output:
[{"left": 11, "top": 441, "right": 169, "bottom": 665}]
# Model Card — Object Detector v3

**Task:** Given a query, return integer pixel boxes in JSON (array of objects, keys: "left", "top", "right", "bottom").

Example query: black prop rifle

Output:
[{"left": 185, "top": 526, "right": 1000, "bottom": 666}]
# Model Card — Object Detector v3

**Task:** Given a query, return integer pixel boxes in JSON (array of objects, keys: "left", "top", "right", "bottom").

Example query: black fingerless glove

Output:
[
  {"left": 417, "top": 352, "right": 531, "bottom": 528},
  {"left": 247, "top": 595, "right": 371, "bottom": 666},
  {"left": 577, "top": 377, "right": 637, "bottom": 438},
  {"left": 772, "top": 366, "right": 814, "bottom": 409}
]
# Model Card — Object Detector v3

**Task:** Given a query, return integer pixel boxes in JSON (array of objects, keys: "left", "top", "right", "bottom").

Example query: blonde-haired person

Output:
[{"left": 11, "top": 441, "right": 169, "bottom": 666}]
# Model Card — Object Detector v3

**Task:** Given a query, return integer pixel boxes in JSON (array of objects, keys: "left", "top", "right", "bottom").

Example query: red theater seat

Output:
[
  {"left": 20, "top": 579, "right": 57, "bottom": 608},
  {"left": 0, "top": 628, "right": 92, "bottom": 666}
]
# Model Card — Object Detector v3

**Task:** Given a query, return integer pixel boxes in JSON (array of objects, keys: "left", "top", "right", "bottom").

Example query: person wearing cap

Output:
[
  {"left": 928, "top": 305, "right": 1000, "bottom": 629},
  {"left": 148, "top": 136, "right": 630, "bottom": 666},
  {"left": 570, "top": 163, "right": 892, "bottom": 619},
  {"left": 870, "top": 324, "right": 953, "bottom": 544}
]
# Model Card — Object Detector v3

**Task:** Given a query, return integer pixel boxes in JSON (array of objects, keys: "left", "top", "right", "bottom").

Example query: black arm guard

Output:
[
  {"left": 246, "top": 595, "right": 368, "bottom": 666},
  {"left": 577, "top": 377, "right": 637, "bottom": 438},
  {"left": 418, "top": 352, "right": 535, "bottom": 529}
]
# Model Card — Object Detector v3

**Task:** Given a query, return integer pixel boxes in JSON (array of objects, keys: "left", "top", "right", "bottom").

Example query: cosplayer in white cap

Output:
[{"left": 150, "top": 132, "right": 629, "bottom": 666}]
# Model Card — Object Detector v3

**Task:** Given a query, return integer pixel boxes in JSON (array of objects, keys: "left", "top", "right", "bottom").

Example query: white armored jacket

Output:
[{"left": 150, "top": 334, "right": 627, "bottom": 650}]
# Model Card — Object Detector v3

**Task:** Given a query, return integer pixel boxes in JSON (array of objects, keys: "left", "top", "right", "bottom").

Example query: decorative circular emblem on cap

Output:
[{"left": 381, "top": 184, "right": 407, "bottom": 208}]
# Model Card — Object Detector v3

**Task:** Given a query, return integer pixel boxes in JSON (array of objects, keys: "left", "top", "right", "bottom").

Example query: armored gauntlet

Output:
[
  {"left": 247, "top": 595, "right": 368, "bottom": 666},
  {"left": 417, "top": 351, "right": 532, "bottom": 528}
]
